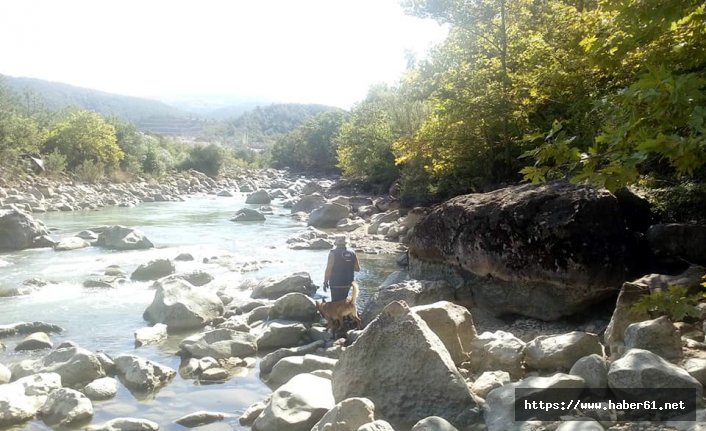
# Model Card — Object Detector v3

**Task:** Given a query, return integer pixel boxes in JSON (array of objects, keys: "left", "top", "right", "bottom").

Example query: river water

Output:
[{"left": 0, "top": 194, "right": 398, "bottom": 431}]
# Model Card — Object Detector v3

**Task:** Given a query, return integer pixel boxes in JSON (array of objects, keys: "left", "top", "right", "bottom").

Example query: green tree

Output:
[
  {"left": 43, "top": 110, "right": 123, "bottom": 171},
  {"left": 179, "top": 144, "right": 224, "bottom": 177}
]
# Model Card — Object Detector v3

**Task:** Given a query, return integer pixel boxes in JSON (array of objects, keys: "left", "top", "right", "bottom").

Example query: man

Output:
[{"left": 323, "top": 235, "right": 360, "bottom": 302}]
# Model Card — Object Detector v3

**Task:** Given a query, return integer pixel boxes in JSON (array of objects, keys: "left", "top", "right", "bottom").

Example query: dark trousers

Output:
[{"left": 331, "top": 285, "right": 350, "bottom": 302}]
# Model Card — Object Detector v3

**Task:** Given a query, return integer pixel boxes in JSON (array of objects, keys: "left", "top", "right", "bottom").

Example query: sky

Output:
[{"left": 0, "top": 0, "right": 447, "bottom": 109}]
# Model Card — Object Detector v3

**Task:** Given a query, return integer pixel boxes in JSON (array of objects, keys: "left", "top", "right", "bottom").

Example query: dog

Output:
[{"left": 316, "top": 281, "right": 362, "bottom": 335}]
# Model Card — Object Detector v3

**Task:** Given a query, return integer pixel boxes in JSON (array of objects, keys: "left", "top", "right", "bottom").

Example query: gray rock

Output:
[
  {"left": 0, "top": 209, "right": 51, "bottom": 251},
  {"left": 467, "top": 331, "right": 526, "bottom": 379},
  {"left": 647, "top": 223, "right": 706, "bottom": 265},
  {"left": 362, "top": 280, "right": 456, "bottom": 325},
  {"left": 311, "top": 397, "right": 376, "bottom": 431},
  {"left": 82, "top": 377, "right": 118, "bottom": 401},
  {"left": 231, "top": 208, "right": 266, "bottom": 222},
  {"left": 333, "top": 301, "right": 475, "bottom": 428},
  {"left": 607, "top": 349, "right": 702, "bottom": 401},
  {"left": 175, "top": 411, "right": 227, "bottom": 427},
  {"left": 308, "top": 203, "right": 350, "bottom": 228},
  {"left": 95, "top": 225, "right": 154, "bottom": 250},
  {"left": 253, "top": 373, "right": 335, "bottom": 431},
  {"left": 239, "top": 398, "right": 270, "bottom": 426},
  {"left": 252, "top": 272, "right": 316, "bottom": 300},
  {"left": 0, "top": 373, "right": 62, "bottom": 427},
  {"left": 10, "top": 346, "right": 105, "bottom": 387},
  {"left": 134, "top": 324, "right": 168, "bottom": 347},
  {"left": 367, "top": 211, "right": 400, "bottom": 235},
  {"left": 624, "top": 315, "right": 682, "bottom": 359},
  {"left": 39, "top": 387, "right": 94, "bottom": 427},
  {"left": 0, "top": 363, "right": 10, "bottom": 384},
  {"left": 76, "top": 230, "right": 98, "bottom": 241},
  {"left": 113, "top": 355, "right": 176, "bottom": 392},
  {"left": 15, "top": 332, "right": 53, "bottom": 351},
  {"left": 175, "top": 252, "right": 194, "bottom": 262},
  {"left": 357, "top": 420, "right": 396, "bottom": 431},
  {"left": 268, "top": 354, "right": 338, "bottom": 387},
  {"left": 292, "top": 194, "right": 326, "bottom": 213},
  {"left": 171, "top": 270, "right": 214, "bottom": 287},
  {"left": 260, "top": 340, "right": 326, "bottom": 375},
  {"left": 269, "top": 293, "right": 318, "bottom": 323},
  {"left": 470, "top": 371, "right": 511, "bottom": 399},
  {"left": 484, "top": 374, "right": 585, "bottom": 431},
  {"left": 131, "top": 259, "right": 175, "bottom": 281},
  {"left": 411, "top": 301, "right": 476, "bottom": 365},
  {"left": 408, "top": 182, "right": 634, "bottom": 320},
  {"left": 524, "top": 331, "right": 603, "bottom": 371},
  {"left": 245, "top": 189, "right": 271, "bottom": 205},
  {"left": 54, "top": 237, "right": 90, "bottom": 251},
  {"left": 86, "top": 417, "right": 160, "bottom": 431},
  {"left": 247, "top": 305, "right": 273, "bottom": 325},
  {"left": 605, "top": 265, "right": 705, "bottom": 358},
  {"left": 684, "top": 358, "right": 706, "bottom": 386},
  {"left": 556, "top": 420, "right": 604, "bottom": 431},
  {"left": 179, "top": 328, "right": 257, "bottom": 359},
  {"left": 256, "top": 320, "right": 307, "bottom": 350},
  {"left": 143, "top": 278, "right": 224, "bottom": 330},
  {"left": 96, "top": 352, "right": 115, "bottom": 375},
  {"left": 411, "top": 416, "right": 459, "bottom": 431},
  {"left": 569, "top": 354, "right": 609, "bottom": 397}
]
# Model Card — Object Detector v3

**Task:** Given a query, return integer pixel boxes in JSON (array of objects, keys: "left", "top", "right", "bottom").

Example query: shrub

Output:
[
  {"left": 75, "top": 160, "right": 105, "bottom": 183},
  {"left": 179, "top": 144, "right": 223, "bottom": 177},
  {"left": 43, "top": 150, "right": 66, "bottom": 178},
  {"left": 629, "top": 285, "right": 705, "bottom": 321}
]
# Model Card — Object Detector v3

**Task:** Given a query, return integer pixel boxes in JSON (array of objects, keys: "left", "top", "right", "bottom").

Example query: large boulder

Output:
[
  {"left": 362, "top": 280, "right": 456, "bottom": 325},
  {"left": 292, "top": 194, "right": 326, "bottom": 213},
  {"left": 467, "top": 331, "right": 525, "bottom": 379},
  {"left": 333, "top": 301, "right": 475, "bottom": 428},
  {"left": 268, "top": 354, "right": 338, "bottom": 387},
  {"left": 95, "top": 226, "right": 154, "bottom": 250},
  {"left": 255, "top": 320, "right": 307, "bottom": 350},
  {"left": 604, "top": 265, "right": 705, "bottom": 358},
  {"left": 647, "top": 223, "right": 706, "bottom": 265},
  {"left": 246, "top": 189, "right": 272, "bottom": 205},
  {"left": 253, "top": 373, "right": 335, "bottom": 431},
  {"left": 408, "top": 182, "right": 635, "bottom": 320},
  {"left": 179, "top": 328, "right": 257, "bottom": 359},
  {"left": 15, "top": 332, "right": 53, "bottom": 351},
  {"left": 311, "top": 397, "right": 376, "bottom": 431},
  {"left": 0, "top": 209, "right": 51, "bottom": 251},
  {"left": 113, "top": 355, "right": 176, "bottom": 392},
  {"left": 0, "top": 373, "right": 62, "bottom": 427},
  {"left": 484, "top": 374, "right": 585, "bottom": 431},
  {"left": 251, "top": 272, "right": 316, "bottom": 300},
  {"left": 411, "top": 416, "right": 459, "bottom": 431},
  {"left": 39, "top": 387, "right": 94, "bottom": 427},
  {"left": 569, "top": 354, "right": 609, "bottom": 397},
  {"left": 143, "top": 278, "right": 224, "bottom": 331},
  {"left": 523, "top": 332, "right": 603, "bottom": 371},
  {"left": 131, "top": 259, "right": 175, "bottom": 281},
  {"left": 308, "top": 203, "right": 350, "bottom": 228},
  {"left": 623, "top": 315, "right": 682, "bottom": 360},
  {"left": 259, "top": 340, "right": 326, "bottom": 375},
  {"left": 608, "top": 349, "right": 702, "bottom": 408},
  {"left": 134, "top": 324, "right": 168, "bottom": 347},
  {"left": 268, "top": 293, "right": 318, "bottom": 323},
  {"left": 411, "top": 301, "right": 477, "bottom": 365},
  {"left": 10, "top": 346, "right": 105, "bottom": 387}
]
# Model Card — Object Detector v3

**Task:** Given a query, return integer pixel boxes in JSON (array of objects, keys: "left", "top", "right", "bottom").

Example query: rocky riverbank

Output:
[{"left": 2, "top": 177, "right": 706, "bottom": 430}]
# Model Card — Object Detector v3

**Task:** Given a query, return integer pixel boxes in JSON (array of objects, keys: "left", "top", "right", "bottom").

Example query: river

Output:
[{"left": 0, "top": 193, "right": 398, "bottom": 431}]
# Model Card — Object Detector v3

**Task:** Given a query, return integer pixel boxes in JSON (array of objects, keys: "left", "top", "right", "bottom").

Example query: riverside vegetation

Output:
[{"left": 1, "top": 0, "right": 706, "bottom": 430}]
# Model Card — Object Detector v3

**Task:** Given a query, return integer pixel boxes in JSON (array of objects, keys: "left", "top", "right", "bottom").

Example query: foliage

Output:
[
  {"left": 179, "top": 144, "right": 224, "bottom": 177},
  {"left": 523, "top": 0, "right": 706, "bottom": 191},
  {"left": 271, "top": 111, "right": 347, "bottom": 173},
  {"left": 646, "top": 182, "right": 706, "bottom": 224},
  {"left": 43, "top": 150, "right": 67, "bottom": 178},
  {"left": 43, "top": 110, "right": 123, "bottom": 170},
  {"left": 74, "top": 160, "right": 106, "bottom": 183},
  {"left": 142, "top": 146, "right": 164, "bottom": 175},
  {"left": 629, "top": 285, "right": 705, "bottom": 321}
]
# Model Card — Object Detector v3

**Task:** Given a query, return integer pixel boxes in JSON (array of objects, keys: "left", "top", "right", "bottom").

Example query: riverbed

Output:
[{"left": 0, "top": 193, "right": 398, "bottom": 431}]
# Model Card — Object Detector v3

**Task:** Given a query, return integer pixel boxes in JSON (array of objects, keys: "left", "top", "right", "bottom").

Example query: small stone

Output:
[{"left": 15, "top": 332, "right": 53, "bottom": 351}]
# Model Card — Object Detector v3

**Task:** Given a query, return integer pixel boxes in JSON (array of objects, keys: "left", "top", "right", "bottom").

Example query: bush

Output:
[
  {"left": 629, "top": 285, "right": 705, "bottom": 321},
  {"left": 43, "top": 150, "right": 66, "bottom": 178},
  {"left": 75, "top": 160, "right": 105, "bottom": 183},
  {"left": 179, "top": 144, "right": 224, "bottom": 177}
]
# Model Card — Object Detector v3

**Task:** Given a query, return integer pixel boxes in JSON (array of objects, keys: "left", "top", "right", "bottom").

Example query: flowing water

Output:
[{"left": 0, "top": 194, "right": 398, "bottom": 431}]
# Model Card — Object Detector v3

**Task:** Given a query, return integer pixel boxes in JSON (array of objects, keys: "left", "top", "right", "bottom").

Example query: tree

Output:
[{"left": 43, "top": 110, "right": 123, "bottom": 171}]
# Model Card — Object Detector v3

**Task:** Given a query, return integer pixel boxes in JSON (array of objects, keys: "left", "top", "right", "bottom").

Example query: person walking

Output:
[{"left": 323, "top": 235, "right": 360, "bottom": 302}]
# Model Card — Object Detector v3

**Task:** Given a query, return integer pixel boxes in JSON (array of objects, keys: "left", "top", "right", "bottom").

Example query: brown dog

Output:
[{"left": 316, "top": 282, "right": 362, "bottom": 334}]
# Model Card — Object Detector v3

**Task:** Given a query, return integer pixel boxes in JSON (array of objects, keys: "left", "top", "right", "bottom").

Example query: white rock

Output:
[
  {"left": 311, "top": 397, "right": 376, "bottom": 431},
  {"left": 82, "top": 377, "right": 119, "bottom": 401},
  {"left": 39, "top": 387, "right": 94, "bottom": 427},
  {"left": 470, "top": 371, "right": 510, "bottom": 399}
]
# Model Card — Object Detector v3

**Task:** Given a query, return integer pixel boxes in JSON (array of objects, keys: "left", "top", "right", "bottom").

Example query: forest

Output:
[{"left": 1, "top": 0, "right": 704, "bottom": 217}]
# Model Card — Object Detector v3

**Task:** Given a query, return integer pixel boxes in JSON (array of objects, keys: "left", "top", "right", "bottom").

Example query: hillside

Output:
[{"left": 1, "top": 74, "right": 206, "bottom": 136}]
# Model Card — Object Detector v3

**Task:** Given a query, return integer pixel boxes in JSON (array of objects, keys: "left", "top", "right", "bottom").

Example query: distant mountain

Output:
[
  {"left": 0, "top": 74, "right": 205, "bottom": 136},
  {"left": 155, "top": 94, "right": 271, "bottom": 119}
]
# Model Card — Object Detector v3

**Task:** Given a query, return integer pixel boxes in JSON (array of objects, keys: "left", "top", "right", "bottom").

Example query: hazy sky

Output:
[{"left": 0, "top": 0, "right": 447, "bottom": 108}]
